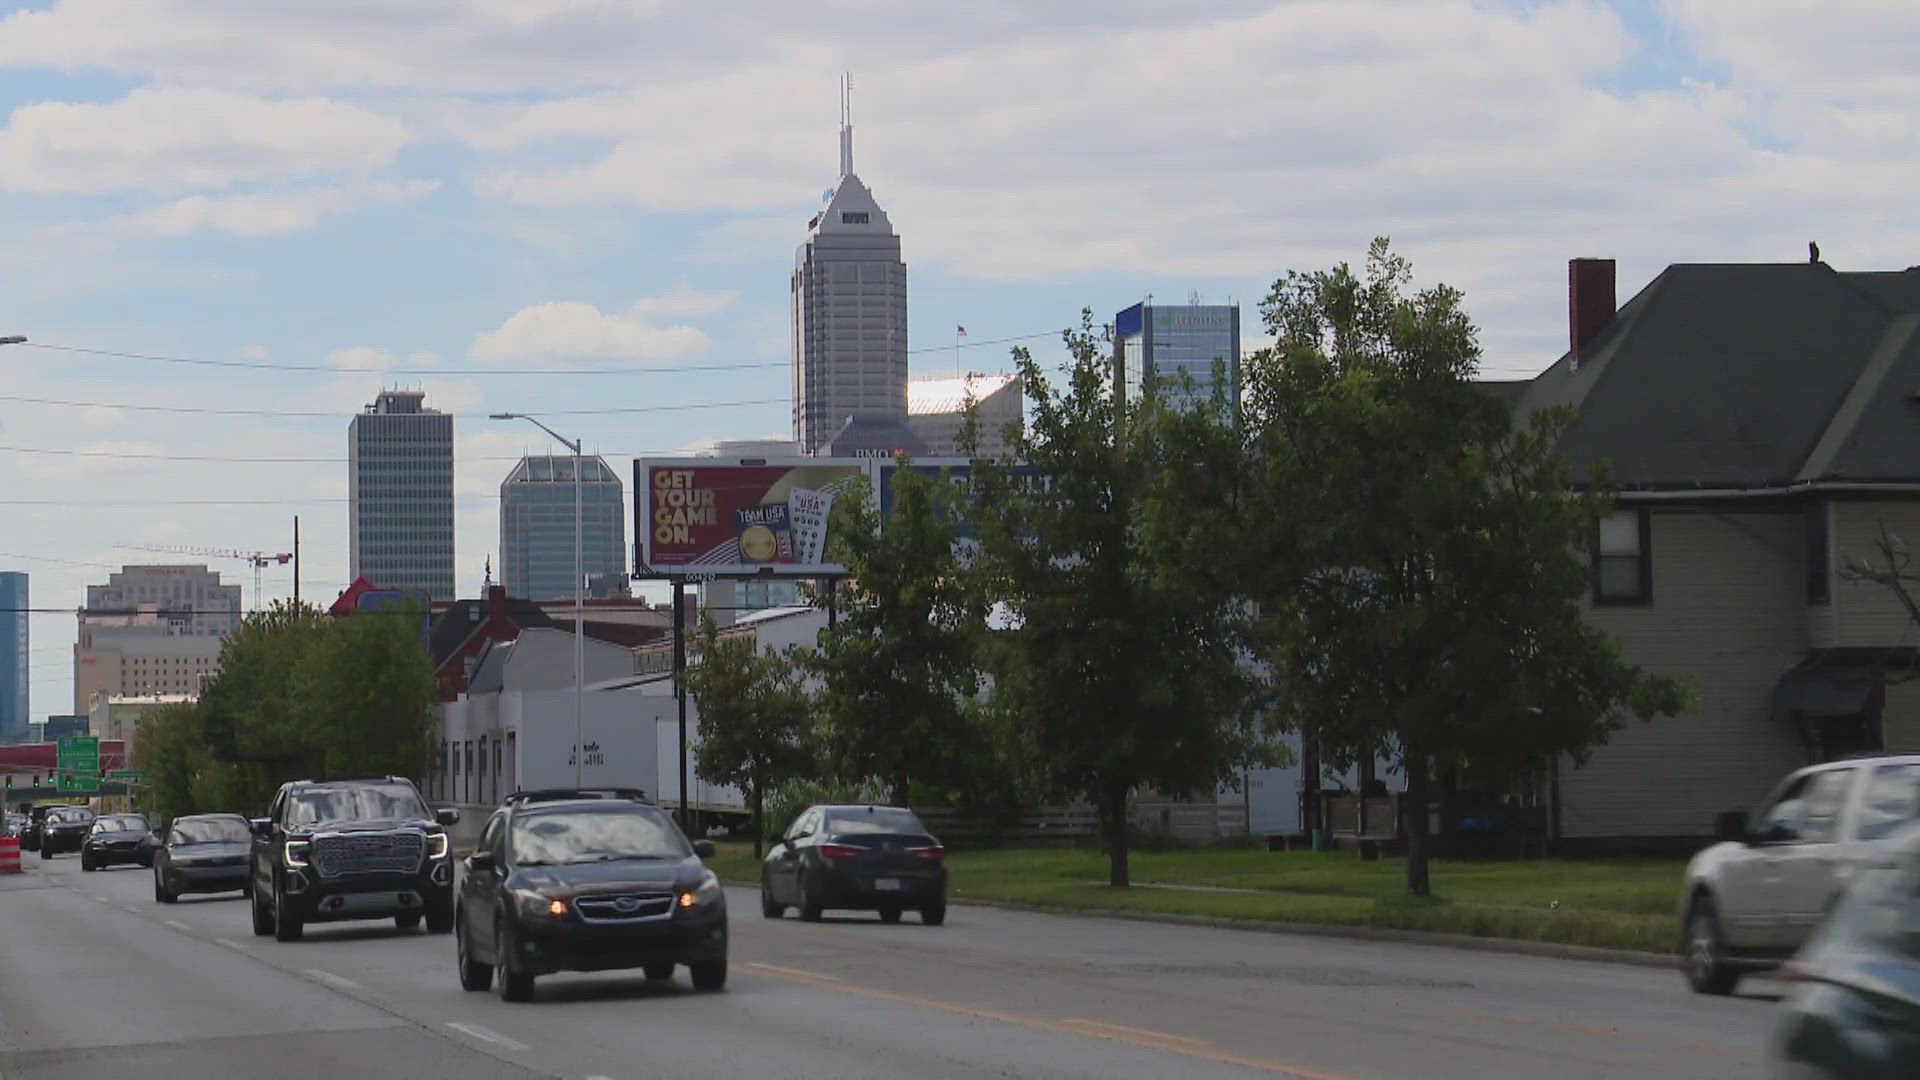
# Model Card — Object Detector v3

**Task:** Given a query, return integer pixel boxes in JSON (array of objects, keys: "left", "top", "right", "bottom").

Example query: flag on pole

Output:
[{"left": 956, "top": 325, "right": 967, "bottom": 338}]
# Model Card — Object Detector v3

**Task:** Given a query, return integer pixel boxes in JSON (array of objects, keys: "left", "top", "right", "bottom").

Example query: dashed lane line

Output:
[
  {"left": 213, "top": 937, "right": 247, "bottom": 950},
  {"left": 164, "top": 920, "right": 191, "bottom": 931},
  {"left": 446, "top": 1022, "right": 530, "bottom": 1052},
  {"left": 742, "top": 961, "right": 841, "bottom": 981},
  {"left": 302, "top": 968, "right": 362, "bottom": 991}
]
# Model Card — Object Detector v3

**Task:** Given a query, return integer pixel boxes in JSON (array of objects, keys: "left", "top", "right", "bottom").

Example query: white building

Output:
[
  {"left": 791, "top": 83, "right": 908, "bottom": 454},
  {"left": 350, "top": 389, "right": 455, "bottom": 600},
  {"left": 85, "top": 564, "right": 240, "bottom": 636},
  {"left": 907, "top": 374, "right": 1023, "bottom": 459}
]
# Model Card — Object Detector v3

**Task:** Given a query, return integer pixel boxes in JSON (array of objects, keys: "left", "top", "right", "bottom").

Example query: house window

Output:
[
  {"left": 1807, "top": 502, "right": 1831, "bottom": 604},
  {"left": 1595, "top": 508, "right": 1651, "bottom": 603}
]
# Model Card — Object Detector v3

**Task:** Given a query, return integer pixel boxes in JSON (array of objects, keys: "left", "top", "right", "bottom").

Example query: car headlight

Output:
[
  {"left": 426, "top": 832, "right": 449, "bottom": 860},
  {"left": 283, "top": 840, "right": 310, "bottom": 869},
  {"left": 678, "top": 870, "right": 723, "bottom": 910},
  {"left": 512, "top": 890, "right": 567, "bottom": 920}
]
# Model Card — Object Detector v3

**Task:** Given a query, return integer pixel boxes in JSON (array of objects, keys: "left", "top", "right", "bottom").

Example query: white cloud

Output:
[
  {"left": 238, "top": 344, "right": 273, "bottom": 361},
  {"left": 106, "top": 180, "right": 438, "bottom": 237},
  {"left": 0, "top": 87, "right": 409, "bottom": 194},
  {"left": 628, "top": 284, "right": 736, "bottom": 320},
  {"left": 468, "top": 298, "right": 715, "bottom": 367}
]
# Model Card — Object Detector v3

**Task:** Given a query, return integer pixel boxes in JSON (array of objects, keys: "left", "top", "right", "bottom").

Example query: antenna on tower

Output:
[{"left": 839, "top": 72, "right": 854, "bottom": 178}]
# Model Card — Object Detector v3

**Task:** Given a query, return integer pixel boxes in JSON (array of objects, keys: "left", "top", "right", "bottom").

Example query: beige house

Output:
[{"left": 1508, "top": 257, "right": 1920, "bottom": 850}]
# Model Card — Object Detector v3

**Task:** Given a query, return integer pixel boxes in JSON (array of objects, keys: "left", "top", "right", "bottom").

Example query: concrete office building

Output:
[
  {"left": 0, "top": 572, "right": 25, "bottom": 743},
  {"left": 86, "top": 564, "right": 240, "bottom": 637},
  {"left": 499, "top": 455, "right": 627, "bottom": 602},
  {"left": 792, "top": 81, "right": 909, "bottom": 454},
  {"left": 350, "top": 389, "right": 455, "bottom": 600},
  {"left": 74, "top": 621, "right": 223, "bottom": 714},
  {"left": 907, "top": 374, "right": 1023, "bottom": 459},
  {"left": 1114, "top": 302, "right": 1242, "bottom": 412}
]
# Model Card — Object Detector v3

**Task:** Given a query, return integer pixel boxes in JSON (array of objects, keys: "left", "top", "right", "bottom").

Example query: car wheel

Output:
[
  {"left": 395, "top": 911, "right": 423, "bottom": 931},
  {"left": 1683, "top": 897, "right": 1739, "bottom": 995},
  {"left": 760, "top": 881, "right": 785, "bottom": 919},
  {"left": 456, "top": 908, "right": 492, "bottom": 992},
  {"left": 798, "top": 873, "right": 823, "bottom": 922},
  {"left": 494, "top": 916, "right": 533, "bottom": 1002},
  {"left": 425, "top": 896, "right": 455, "bottom": 934},
  {"left": 644, "top": 962, "right": 675, "bottom": 981},
  {"left": 82, "top": 856, "right": 97, "bottom": 872},
  {"left": 921, "top": 902, "right": 946, "bottom": 926},
  {"left": 155, "top": 868, "right": 177, "bottom": 905},
  {"left": 39, "top": 845, "right": 51, "bottom": 861},
  {"left": 689, "top": 959, "right": 727, "bottom": 992},
  {"left": 273, "top": 892, "right": 304, "bottom": 942},
  {"left": 879, "top": 906, "right": 902, "bottom": 924},
  {"left": 251, "top": 884, "right": 275, "bottom": 937}
]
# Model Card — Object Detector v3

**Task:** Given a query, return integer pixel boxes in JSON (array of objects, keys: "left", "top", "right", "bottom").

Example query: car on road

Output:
[
  {"left": 249, "top": 776, "right": 459, "bottom": 942},
  {"left": 3, "top": 812, "right": 23, "bottom": 838},
  {"left": 153, "top": 814, "right": 253, "bottom": 902},
  {"left": 761, "top": 804, "right": 946, "bottom": 925},
  {"left": 1682, "top": 753, "right": 1920, "bottom": 994},
  {"left": 1770, "top": 820, "right": 1920, "bottom": 1077},
  {"left": 38, "top": 805, "right": 96, "bottom": 859},
  {"left": 81, "top": 813, "right": 156, "bottom": 871},
  {"left": 456, "top": 788, "right": 727, "bottom": 1002}
]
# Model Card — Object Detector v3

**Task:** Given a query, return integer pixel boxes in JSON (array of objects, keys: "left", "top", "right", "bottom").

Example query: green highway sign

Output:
[
  {"left": 58, "top": 736, "right": 100, "bottom": 793},
  {"left": 106, "top": 769, "right": 146, "bottom": 782}
]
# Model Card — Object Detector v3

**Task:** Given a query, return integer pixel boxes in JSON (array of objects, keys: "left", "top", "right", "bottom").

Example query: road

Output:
[{"left": 2, "top": 854, "right": 1777, "bottom": 1079}]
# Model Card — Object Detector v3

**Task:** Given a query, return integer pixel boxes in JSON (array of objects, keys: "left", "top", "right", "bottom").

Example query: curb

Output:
[{"left": 718, "top": 878, "right": 1678, "bottom": 971}]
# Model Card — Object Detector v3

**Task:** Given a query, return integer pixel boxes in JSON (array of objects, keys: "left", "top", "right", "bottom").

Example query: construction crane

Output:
[{"left": 115, "top": 544, "right": 293, "bottom": 611}]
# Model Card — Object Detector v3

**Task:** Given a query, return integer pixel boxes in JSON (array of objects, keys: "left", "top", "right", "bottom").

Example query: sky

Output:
[{"left": 1, "top": 0, "right": 1916, "bottom": 722}]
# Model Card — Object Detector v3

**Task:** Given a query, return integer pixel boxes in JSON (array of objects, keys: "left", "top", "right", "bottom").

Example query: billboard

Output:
[
  {"left": 873, "top": 458, "right": 1044, "bottom": 542},
  {"left": 636, "top": 458, "right": 870, "bottom": 577}
]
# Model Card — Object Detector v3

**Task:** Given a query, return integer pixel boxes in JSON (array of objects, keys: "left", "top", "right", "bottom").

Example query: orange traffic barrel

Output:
[{"left": 0, "top": 835, "right": 20, "bottom": 874}]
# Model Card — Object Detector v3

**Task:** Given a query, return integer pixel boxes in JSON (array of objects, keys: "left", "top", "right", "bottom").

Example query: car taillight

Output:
[
  {"left": 817, "top": 844, "right": 863, "bottom": 860},
  {"left": 910, "top": 845, "right": 945, "bottom": 863}
]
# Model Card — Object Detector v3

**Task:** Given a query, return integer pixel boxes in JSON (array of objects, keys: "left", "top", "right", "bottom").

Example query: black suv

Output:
[
  {"left": 249, "top": 777, "right": 459, "bottom": 942},
  {"left": 39, "top": 805, "right": 96, "bottom": 859},
  {"left": 456, "top": 789, "right": 727, "bottom": 1002}
]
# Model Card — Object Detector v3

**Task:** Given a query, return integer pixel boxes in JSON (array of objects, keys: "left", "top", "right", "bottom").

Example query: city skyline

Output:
[{"left": 3, "top": 0, "right": 1914, "bottom": 722}]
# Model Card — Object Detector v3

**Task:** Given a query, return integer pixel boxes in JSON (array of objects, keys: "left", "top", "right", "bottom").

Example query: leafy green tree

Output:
[
  {"left": 1244, "top": 239, "right": 1691, "bottom": 896},
  {"left": 970, "top": 314, "right": 1269, "bottom": 888},
  {"left": 806, "top": 470, "right": 996, "bottom": 808},
  {"left": 130, "top": 699, "right": 210, "bottom": 826},
  {"left": 291, "top": 599, "right": 439, "bottom": 782},
  {"left": 686, "top": 613, "right": 813, "bottom": 857}
]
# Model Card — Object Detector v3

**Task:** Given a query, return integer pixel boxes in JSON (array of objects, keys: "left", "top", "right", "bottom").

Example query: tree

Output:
[
  {"left": 805, "top": 469, "right": 994, "bottom": 808},
  {"left": 686, "top": 613, "right": 813, "bottom": 857},
  {"left": 970, "top": 314, "right": 1269, "bottom": 888},
  {"left": 1243, "top": 239, "right": 1690, "bottom": 896},
  {"left": 140, "top": 600, "right": 442, "bottom": 817}
]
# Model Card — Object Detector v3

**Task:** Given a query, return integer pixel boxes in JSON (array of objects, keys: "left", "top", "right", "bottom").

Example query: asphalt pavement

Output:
[{"left": 1, "top": 853, "right": 1778, "bottom": 1079}]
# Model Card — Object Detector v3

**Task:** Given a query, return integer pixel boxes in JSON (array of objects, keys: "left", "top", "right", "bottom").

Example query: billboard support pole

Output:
[
  {"left": 826, "top": 577, "right": 837, "bottom": 632},
  {"left": 673, "top": 579, "right": 688, "bottom": 831}
]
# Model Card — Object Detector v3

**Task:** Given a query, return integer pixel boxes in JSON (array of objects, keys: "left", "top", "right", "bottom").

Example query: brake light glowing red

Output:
[
  {"left": 817, "top": 844, "right": 863, "bottom": 860},
  {"left": 910, "top": 845, "right": 944, "bottom": 863}
]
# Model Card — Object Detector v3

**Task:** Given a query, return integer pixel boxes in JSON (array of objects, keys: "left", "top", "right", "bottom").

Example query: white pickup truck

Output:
[{"left": 1681, "top": 753, "right": 1920, "bottom": 993}]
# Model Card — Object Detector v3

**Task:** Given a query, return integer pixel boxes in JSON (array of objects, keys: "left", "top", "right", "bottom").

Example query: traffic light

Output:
[
  {"left": 4, "top": 774, "right": 11, "bottom": 790},
  {"left": 30, "top": 774, "right": 39, "bottom": 789}
]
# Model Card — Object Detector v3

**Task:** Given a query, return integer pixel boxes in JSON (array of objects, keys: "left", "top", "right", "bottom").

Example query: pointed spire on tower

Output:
[{"left": 839, "top": 71, "right": 854, "bottom": 179}]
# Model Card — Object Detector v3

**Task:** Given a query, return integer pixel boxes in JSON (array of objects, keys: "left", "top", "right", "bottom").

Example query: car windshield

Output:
[
  {"left": 50, "top": 809, "right": 92, "bottom": 825},
  {"left": 172, "top": 818, "right": 250, "bottom": 844},
  {"left": 826, "top": 808, "right": 929, "bottom": 837},
  {"left": 285, "top": 783, "right": 428, "bottom": 826},
  {"left": 91, "top": 816, "right": 146, "bottom": 833},
  {"left": 511, "top": 808, "right": 691, "bottom": 865}
]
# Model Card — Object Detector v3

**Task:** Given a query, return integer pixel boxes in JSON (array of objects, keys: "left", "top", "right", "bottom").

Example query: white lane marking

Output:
[
  {"left": 743, "top": 961, "right": 842, "bottom": 981},
  {"left": 93, "top": 896, "right": 110, "bottom": 902},
  {"left": 164, "top": 920, "right": 191, "bottom": 931},
  {"left": 213, "top": 937, "right": 247, "bottom": 950},
  {"left": 302, "top": 968, "right": 361, "bottom": 991},
  {"left": 446, "top": 1022, "right": 530, "bottom": 1052},
  {"left": 120, "top": 905, "right": 140, "bottom": 913}
]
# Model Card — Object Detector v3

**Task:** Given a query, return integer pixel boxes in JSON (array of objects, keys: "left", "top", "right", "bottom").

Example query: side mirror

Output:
[
  {"left": 692, "top": 839, "right": 716, "bottom": 858},
  {"left": 248, "top": 817, "right": 272, "bottom": 838},
  {"left": 1714, "top": 811, "right": 1750, "bottom": 844},
  {"left": 467, "top": 850, "right": 495, "bottom": 871},
  {"left": 435, "top": 807, "right": 461, "bottom": 826}
]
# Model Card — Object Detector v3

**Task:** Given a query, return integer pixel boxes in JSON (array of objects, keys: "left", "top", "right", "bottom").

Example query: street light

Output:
[{"left": 491, "top": 412, "right": 586, "bottom": 787}]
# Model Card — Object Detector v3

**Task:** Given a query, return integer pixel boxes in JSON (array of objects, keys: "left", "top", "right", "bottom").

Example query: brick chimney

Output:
[{"left": 1568, "top": 258, "right": 1616, "bottom": 371}]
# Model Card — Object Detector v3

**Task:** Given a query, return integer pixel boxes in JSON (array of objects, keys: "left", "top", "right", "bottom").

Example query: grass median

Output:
[{"left": 705, "top": 842, "right": 1685, "bottom": 954}]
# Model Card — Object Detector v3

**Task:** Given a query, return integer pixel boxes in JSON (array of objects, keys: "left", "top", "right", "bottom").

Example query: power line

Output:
[
  {"left": 0, "top": 444, "right": 682, "bottom": 463},
  {"left": 0, "top": 393, "right": 787, "bottom": 419}
]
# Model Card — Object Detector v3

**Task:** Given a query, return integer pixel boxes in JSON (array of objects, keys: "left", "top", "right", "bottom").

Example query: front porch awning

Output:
[{"left": 1772, "top": 649, "right": 1916, "bottom": 719}]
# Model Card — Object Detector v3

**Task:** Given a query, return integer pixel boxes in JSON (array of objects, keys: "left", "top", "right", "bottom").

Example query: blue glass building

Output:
[
  {"left": 1114, "top": 302, "right": 1241, "bottom": 412},
  {"left": 499, "top": 456, "right": 627, "bottom": 602},
  {"left": 0, "top": 572, "right": 25, "bottom": 743}
]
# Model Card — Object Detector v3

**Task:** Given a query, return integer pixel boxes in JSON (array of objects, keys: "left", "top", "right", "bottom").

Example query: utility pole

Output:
[
  {"left": 292, "top": 516, "right": 301, "bottom": 605},
  {"left": 673, "top": 580, "right": 688, "bottom": 831}
]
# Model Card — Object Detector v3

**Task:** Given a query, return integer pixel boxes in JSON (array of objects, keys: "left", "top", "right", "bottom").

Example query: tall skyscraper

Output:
[
  {"left": 1114, "top": 302, "right": 1242, "bottom": 412},
  {"left": 0, "top": 572, "right": 26, "bottom": 743},
  {"left": 499, "top": 455, "right": 627, "bottom": 601},
  {"left": 349, "top": 389, "right": 455, "bottom": 600},
  {"left": 792, "top": 77, "right": 909, "bottom": 454}
]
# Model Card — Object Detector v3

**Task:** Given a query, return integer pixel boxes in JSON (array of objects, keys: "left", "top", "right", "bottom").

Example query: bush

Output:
[{"left": 762, "top": 775, "right": 892, "bottom": 840}]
